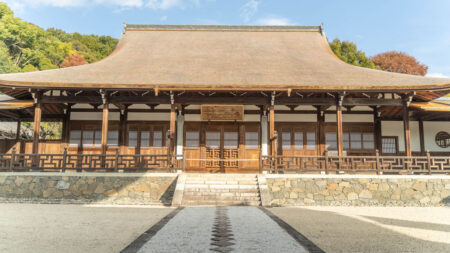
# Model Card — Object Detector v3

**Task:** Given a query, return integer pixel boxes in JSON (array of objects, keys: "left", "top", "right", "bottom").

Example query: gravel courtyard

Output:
[
  {"left": 0, "top": 204, "right": 174, "bottom": 253},
  {"left": 1, "top": 204, "right": 449, "bottom": 253},
  {"left": 270, "top": 206, "right": 450, "bottom": 253}
]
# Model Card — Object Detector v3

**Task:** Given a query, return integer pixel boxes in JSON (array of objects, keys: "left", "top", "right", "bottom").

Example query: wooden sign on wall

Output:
[{"left": 201, "top": 104, "right": 244, "bottom": 121}]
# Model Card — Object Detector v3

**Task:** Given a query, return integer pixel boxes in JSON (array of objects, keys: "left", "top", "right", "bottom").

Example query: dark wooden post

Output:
[
  {"left": 403, "top": 102, "right": 412, "bottom": 157},
  {"left": 316, "top": 107, "right": 325, "bottom": 155},
  {"left": 15, "top": 120, "right": 21, "bottom": 142},
  {"left": 373, "top": 107, "right": 382, "bottom": 152},
  {"left": 119, "top": 106, "right": 128, "bottom": 154},
  {"left": 32, "top": 102, "right": 42, "bottom": 154},
  {"left": 101, "top": 103, "right": 109, "bottom": 156},
  {"left": 62, "top": 104, "right": 72, "bottom": 145},
  {"left": 375, "top": 149, "right": 381, "bottom": 175},
  {"left": 426, "top": 150, "right": 432, "bottom": 175},
  {"left": 336, "top": 94, "right": 344, "bottom": 157},
  {"left": 419, "top": 119, "right": 425, "bottom": 155}
]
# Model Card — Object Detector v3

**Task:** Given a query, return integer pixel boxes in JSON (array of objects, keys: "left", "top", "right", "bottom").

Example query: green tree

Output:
[
  {"left": 330, "top": 38, "right": 377, "bottom": 69},
  {"left": 0, "top": 41, "right": 19, "bottom": 73}
]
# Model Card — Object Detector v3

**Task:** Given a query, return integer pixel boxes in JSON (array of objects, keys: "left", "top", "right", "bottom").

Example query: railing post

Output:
[
  {"left": 62, "top": 147, "right": 67, "bottom": 173},
  {"left": 115, "top": 149, "right": 119, "bottom": 172},
  {"left": 9, "top": 147, "right": 16, "bottom": 172},
  {"left": 375, "top": 149, "right": 381, "bottom": 175},
  {"left": 324, "top": 150, "right": 329, "bottom": 174},
  {"left": 426, "top": 150, "right": 432, "bottom": 175}
]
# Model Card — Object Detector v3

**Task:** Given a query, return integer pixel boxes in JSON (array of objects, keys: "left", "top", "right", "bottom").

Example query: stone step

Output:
[
  {"left": 182, "top": 195, "right": 261, "bottom": 201},
  {"left": 184, "top": 185, "right": 259, "bottom": 190},
  {"left": 183, "top": 191, "right": 260, "bottom": 197},
  {"left": 183, "top": 189, "right": 259, "bottom": 193},
  {"left": 181, "top": 200, "right": 261, "bottom": 206},
  {"left": 185, "top": 180, "right": 258, "bottom": 184}
]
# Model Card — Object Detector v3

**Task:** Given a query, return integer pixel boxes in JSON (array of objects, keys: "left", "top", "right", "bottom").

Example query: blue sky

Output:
[{"left": 4, "top": 0, "right": 450, "bottom": 77}]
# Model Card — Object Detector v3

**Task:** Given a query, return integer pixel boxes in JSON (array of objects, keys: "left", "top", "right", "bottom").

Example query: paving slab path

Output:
[{"left": 124, "top": 206, "right": 319, "bottom": 253}]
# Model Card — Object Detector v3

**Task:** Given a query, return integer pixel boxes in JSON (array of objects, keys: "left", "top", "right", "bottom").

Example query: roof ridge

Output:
[{"left": 124, "top": 24, "right": 322, "bottom": 32}]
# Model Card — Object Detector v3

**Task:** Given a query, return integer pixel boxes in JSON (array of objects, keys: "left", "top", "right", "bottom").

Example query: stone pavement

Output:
[{"left": 124, "top": 206, "right": 320, "bottom": 253}]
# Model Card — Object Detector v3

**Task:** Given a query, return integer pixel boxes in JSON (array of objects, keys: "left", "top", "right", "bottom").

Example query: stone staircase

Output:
[{"left": 177, "top": 174, "right": 262, "bottom": 206}]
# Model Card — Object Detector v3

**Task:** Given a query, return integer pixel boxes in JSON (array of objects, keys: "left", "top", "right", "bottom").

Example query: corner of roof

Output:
[{"left": 123, "top": 24, "right": 323, "bottom": 32}]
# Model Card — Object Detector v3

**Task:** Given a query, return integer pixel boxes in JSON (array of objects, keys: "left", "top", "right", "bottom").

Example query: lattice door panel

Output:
[
  {"left": 223, "top": 149, "right": 239, "bottom": 168},
  {"left": 206, "top": 148, "right": 221, "bottom": 168}
]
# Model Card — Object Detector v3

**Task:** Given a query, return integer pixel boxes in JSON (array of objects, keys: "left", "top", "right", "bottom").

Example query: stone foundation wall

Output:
[
  {"left": 0, "top": 173, "right": 177, "bottom": 205},
  {"left": 266, "top": 175, "right": 450, "bottom": 207}
]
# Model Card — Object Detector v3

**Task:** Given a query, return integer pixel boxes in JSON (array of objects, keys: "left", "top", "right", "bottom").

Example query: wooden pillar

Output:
[
  {"left": 32, "top": 102, "right": 42, "bottom": 154},
  {"left": 269, "top": 105, "right": 275, "bottom": 157},
  {"left": 403, "top": 103, "right": 412, "bottom": 156},
  {"left": 119, "top": 107, "right": 128, "bottom": 153},
  {"left": 169, "top": 104, "right": 176, "bottom": 157},
  {"left": 419, "top": 119, "right": 425, "bottom": 155},
  {"left": 317, "top": 107, "right": 325, "bottom": 155},
  {"left": 15, "top": 120, "right": 21, "bottom": 142},
  {"left": 336, "top": 98, "right": 344, "bottom": 156},
  {"left": 373, "top": 107, "right": 382, "bottom": 152},
  {"left": 101, "top": 103, "right": 109, "bottom": 155},
  {"left": 62, "top": 105, "right": 71, "bottom": 144}
]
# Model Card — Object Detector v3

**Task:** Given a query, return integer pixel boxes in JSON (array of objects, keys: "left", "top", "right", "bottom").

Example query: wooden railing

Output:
[
  {"left": 0, "top": 148, "right": 181, "bottom": 172},
  {"left": 1, "top": 149, "right": 449, "bottom": 174},
  {"left": 260, "top": 150, "right": 450, "bottom": 174}
]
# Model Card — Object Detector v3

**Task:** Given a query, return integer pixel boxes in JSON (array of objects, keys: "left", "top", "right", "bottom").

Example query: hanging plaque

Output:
[{"left": 201, "top": 104, "right": 244, "bottom": 121}]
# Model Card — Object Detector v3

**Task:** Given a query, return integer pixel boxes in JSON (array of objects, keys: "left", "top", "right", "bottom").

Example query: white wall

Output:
[
  {"left": 381, "top": 121, "right": 404, "bottom": 152},
  {"left": 128, "top": 113, "right": 170, "bottom": 121},
  {"left": 325, "top": 114, "right": 373, "bottom": 123},
  {"left": 71, "top": 112, "right": 120, "bottom": 121},
  {"left": 381, "top": 121, "right": 421, "bottom": 152},
  {"left": 424, "top": 121, "right": 450, "bottom": 152},
  {"left": 275, "top": 114, "right": 316, "bottom": 122}
]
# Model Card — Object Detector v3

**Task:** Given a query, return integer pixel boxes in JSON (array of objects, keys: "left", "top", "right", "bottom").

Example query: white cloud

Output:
[
  {"left": 240, "top": 0, "right": 259, "bottom": 23},
  {"left": 160, "top": 15, "right": 168, "bottom": 21},
  {"left": 146, "top": 0, "right": 183, "bottom": 10},
  {"left": 426, "top": 73, "right": 449, "bottom": 78},
  {"left": 255, "top": 17, "right": 294, "bottom": 26},
  {"left": 3, "top": 0, "right": 195, "bottom": 10}
]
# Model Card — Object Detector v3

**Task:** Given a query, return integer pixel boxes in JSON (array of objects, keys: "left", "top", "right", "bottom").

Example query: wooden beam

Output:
[
  {"left": 419, "top": 119, "right": 425, "bottom": 155},
  {"left": 32, "top": 103, "right": 42, "bottom": 154},
  {"left": 0, "top": 110, "right": 20, "bottom": 119},
  {"left": 41, "top": 94, "right": 403, "bottom": 106},
  {"left": 101, "top": 103, "right": 109, "bottom": 155},
  {"left": 403, "top": 103, "right": 412, "bottom": 156}
]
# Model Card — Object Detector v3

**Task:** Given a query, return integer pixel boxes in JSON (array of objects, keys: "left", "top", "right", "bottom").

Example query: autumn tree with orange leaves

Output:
[
  {"left": 371, "top": 51, "right": 428, "bottom": 76},
  {"left": 60, "top": 54, "right": 88, "bottom": 68}
]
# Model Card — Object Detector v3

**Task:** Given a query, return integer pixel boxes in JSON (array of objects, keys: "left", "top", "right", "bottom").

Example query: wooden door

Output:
[
  {"left": 277, "top": 123, "right": 318, "bottom": 156},
  {"left": 203, "top": 124, "right": 239, "bottom": 173}
]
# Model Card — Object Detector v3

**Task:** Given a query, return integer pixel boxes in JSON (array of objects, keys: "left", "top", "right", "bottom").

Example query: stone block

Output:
[
  {"left": 347, "top": 192, "right": 358, "bottom": 200},
  {"left": 412, "top": 182, "right": 427, "bottom": 192},
  {"left": 303, "top": 198, "right": 315, "bottom": 204},
  {"left": 15, "top": 177, "right": 25, "bottom": 187},
  {"left": 289, "top": 192, "right": 298, "bottom": 199},
  {"left": 55, "top": 180, "right": 70, "bottom": 190},
  {"left": 339, "top": 181, "right": 351, "bottom": 188},
  {"left": 327, "top": 183, "right": 338, "bottom": 190},
  {"left": 367, "top": 184, "right": 378, "bottom": 191}
]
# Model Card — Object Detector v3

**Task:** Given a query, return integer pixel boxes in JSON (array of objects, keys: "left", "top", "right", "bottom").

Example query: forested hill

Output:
[{"left": 0, "top": 2, "right": 118, "bottom": 74}]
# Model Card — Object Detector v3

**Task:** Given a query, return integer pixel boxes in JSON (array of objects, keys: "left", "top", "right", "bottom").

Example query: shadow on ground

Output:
[{"left": 269, "top": 207, "right": 450, "bottom": 253}]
